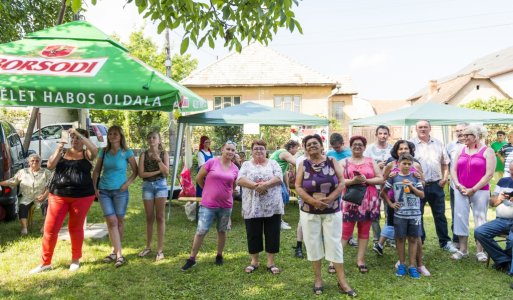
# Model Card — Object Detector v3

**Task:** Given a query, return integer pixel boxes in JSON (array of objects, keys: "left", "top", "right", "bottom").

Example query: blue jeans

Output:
[
  {"left": 99, "top": 189, "right": 129, "bottom": 217},
  {"left": 196, "top": 206, "right": 232, "bottom": 235},
  {"left": 474, "top": 217, "right": 513, "bottom": 268},
  {"left": 420, "top": 182, "right": 451, "bottom": 248}
]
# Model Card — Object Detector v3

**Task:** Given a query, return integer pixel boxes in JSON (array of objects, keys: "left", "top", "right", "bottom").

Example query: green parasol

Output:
[{"left": 0, "top": 21, "right": 207, "bottom": 112}]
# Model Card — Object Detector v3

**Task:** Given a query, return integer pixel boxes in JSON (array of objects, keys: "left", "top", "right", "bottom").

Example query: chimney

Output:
[{"left": 428, "top": 80, "right": 438, "bottom": 99}]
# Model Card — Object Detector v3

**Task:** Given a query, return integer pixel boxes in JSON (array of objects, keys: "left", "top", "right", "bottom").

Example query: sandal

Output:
[
  {"left": 114, "top": 256, "right": 127, "bottom": 268},
  {"left": 155, "top": 251, "right": 165, "bottom": 261},
  {"left": 313, "top": 285, "right": 324, "bottom": 295},
  {"left": 267, "top": 265, "right": 281, "bottom": 275},
  {"left": 328, "top": 264, "right": 336, "bottom": 274},
  {"left": 138, "top": 248, "right": 151, "bottom": 257},
  {"left": 244, "top": 264, "right": 258, "bottom": 273},
  {"left": 357, "top": 264, "right": 369, "bottom": 273},
  {"left": 102, "top": 253, "right": 116, "bottom": 263},
  {"left": 338, "top": 283, "right": 358, "bottom": 297}
]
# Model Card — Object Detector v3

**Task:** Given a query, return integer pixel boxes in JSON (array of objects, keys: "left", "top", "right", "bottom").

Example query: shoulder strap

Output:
[{"left": 345, "top": 159, "right": 349, "bottom": 178}]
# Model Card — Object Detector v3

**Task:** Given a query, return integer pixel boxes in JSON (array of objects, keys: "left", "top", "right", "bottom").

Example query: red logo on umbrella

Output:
[
  {"left": 40, "top": 45, "right": 77, "bottom": 58},
  {"left": 180, "top": 95, "right": 189, "bottom": 108}
]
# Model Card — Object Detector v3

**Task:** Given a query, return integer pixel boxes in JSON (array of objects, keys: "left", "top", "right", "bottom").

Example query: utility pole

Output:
[{"left": 165, "top": 29, "right": 176, "bottom": 167}]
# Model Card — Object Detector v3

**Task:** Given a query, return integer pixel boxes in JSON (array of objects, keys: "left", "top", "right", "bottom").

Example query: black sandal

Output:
[
  {"left": 114, "top": 256, "right": 127, "bottom": 268},
  {"left": 338, "top": 283, "right": 357, "bottom": 297},
  {"left": 328, "top": 264, "right": 336, "bottom": 274},
  {"left": 102, "top": 253, "right": 116, "bottom": 263},
  {"left": 357, "top": 264, "right": 368, "bottom": 273},
  {"left": 313, "top": 285, "right": 324, "bottom": 295}
]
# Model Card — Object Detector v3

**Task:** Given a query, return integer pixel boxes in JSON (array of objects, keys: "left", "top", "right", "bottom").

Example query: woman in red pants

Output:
[{"left": 29, "top": 127, "right": 98, "bottom": 274}]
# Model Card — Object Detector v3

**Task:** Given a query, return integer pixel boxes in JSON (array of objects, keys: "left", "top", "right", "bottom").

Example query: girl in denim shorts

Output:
[
  {"left": 93, "top": 125, "right": 138, "bottom": 268},
  {"left": 138, "top": 130, "right": 169, "bottom": 261}
]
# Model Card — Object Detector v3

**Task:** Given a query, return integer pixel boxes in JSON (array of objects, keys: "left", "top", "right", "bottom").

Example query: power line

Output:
[{"left": 273, "top": 22, "right": 513, "bottom": 47}]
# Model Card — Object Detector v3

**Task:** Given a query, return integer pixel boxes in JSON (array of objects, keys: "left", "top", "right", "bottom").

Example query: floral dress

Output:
[
  {"left": 342, "top": 157, "right": 380, "bottom": 222},
  {"left": 237, "top": 159, "right": 284, "bottom": 219}
]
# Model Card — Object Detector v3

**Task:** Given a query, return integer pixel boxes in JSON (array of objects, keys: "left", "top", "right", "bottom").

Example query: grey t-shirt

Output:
[{"left": 384, "top": 173, "right": 423, "bottom": 220}]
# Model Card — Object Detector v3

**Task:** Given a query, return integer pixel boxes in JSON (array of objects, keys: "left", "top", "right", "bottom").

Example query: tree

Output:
[
  {"left": 0, "top": 0, "right": 74, "bottom": 43},
  {"left": 462, "top": 97, "right": 513, "bottom": 140},
  {"left": 90, "top": 29, "right": 199, "bottom": 148},
  {"left": 70, "top": 0, "right": 303, "bottom": 53}
]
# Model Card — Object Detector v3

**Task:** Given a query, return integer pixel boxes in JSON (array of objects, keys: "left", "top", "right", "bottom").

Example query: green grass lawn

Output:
[{"left": 0, "top": 179, "right": 510, "bottom": 299}]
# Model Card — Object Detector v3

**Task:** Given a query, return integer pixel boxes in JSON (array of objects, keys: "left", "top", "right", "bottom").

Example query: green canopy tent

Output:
[
  {"left": 350, "top": 101, "right": 513, "bottom": 127},
  {"left": 0, "top": 21, "right": 207, "bottom": 112},
  {"left": 168, "top": 102, "right": 329, "bottom": 219},
  {"left": 349, "top": 101, "right": 513, "bottom": 141}
]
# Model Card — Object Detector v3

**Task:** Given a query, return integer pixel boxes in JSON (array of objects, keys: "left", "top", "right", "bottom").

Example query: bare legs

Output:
[{"left": 142, "top": 197, "right": 166, "bottom": 253}]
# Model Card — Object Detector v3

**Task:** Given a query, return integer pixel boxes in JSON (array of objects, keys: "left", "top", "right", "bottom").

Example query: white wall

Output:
[{"left": 492, "top": 72, "right": 513, "bottom": 98}]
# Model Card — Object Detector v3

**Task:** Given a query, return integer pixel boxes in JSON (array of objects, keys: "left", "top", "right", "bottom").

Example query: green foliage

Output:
[
  {"left": 0, "top": 108, "right": 29, "bottom": 129},
  {"left": 0, "top": 0, "right": 74, "bottom": 43},
  {"left": 91, "top": 28, "right": 198, "bottom": 148},
  {"left": 244, "top": 126, "right": 291, "bottom": 150},
  {"left": 462, "top": 97, "right": 513, "bottom": 139},
  {"left": 73, "top": 0, "right": 303, "bottom": 53}
]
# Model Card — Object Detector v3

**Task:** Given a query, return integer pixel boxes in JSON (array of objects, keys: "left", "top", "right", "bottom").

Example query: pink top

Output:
[
  {"left": 456, "top": 146, "right": 489, "bottom": 191},
  {"left": 201, "top": 157, "right": 239, "bottom": 209}
]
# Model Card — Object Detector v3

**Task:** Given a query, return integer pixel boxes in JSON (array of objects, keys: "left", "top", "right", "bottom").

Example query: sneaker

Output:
[
  {"left": 450, "top": 250, "right": 469, "bottom": 260},
  {"left": 395, "top": 260, "right": 400, "bottom": 269},
  {"left": 408, "top": 267, "right": 421, "bottom": 279},
  {"left": 386, "top": 239, "right": 396, "bottom": 249},
  {"left": 372, "top": 242, "right": 384, "bottom": 256},
  {"left": 20, "top": 228, "right": 28, "bottom": 235},
  {"left": 69, "top": 262, "right": 80, "bottom": 272},
  {"left": 215, "top": 255, "right": 223, "bottom": 266},
  {"left": 348, "top": 238, "right": 358, "bottom": 248},
  {"left": 396, "top": 264, "right": 407, "bottom": 277},
  {"left": 280, "top": 220, "right": 291, "bottom": 230},
  {"left": 181, "top": 258, "right": 196, "bottom": 271},
  {"left": 417, "top": 265, "right": 431, "bottom": 276},
  {"left": 442, "top": 242, "right": 458, "bottom": 253},
  {"left": 476, "top": 252, "right": 488, "bottom": 262},
  {"left": 294, "top": 246, "right": 304, "bottom": 258},
  {"left": 29, "top": 264, "right": 52, "bottom": 274}
]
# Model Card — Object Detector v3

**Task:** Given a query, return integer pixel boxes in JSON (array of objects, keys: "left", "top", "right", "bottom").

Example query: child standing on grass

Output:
[{"left": 381, "top": 153, "right": 425, "bottom": 279}]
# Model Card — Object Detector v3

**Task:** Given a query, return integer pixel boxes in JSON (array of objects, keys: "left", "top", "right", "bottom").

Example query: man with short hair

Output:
[
  {"left": 492, "top": 131, "right": 508, "bottom": 179},
  {"left": 446, "top": 122, "right": 469, "bottom": 245},
  {"left": 411, "top": 120, "right": 457, "bottom": 253},
  {"left": 474, "top": 161, "right": 513, "bottom": 274},
  {"left": 364, "top": 125, "right": 393, "bottom": 243}
]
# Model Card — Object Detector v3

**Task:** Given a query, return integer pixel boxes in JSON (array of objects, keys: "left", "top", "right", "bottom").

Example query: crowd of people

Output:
[{"left": 9, "top": 120, "right": 513, "bottom": 295}]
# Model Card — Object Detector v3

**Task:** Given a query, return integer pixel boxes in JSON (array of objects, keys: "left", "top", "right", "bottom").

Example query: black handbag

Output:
[
  {"left": 94, "top": 149, "right": 106, "bottom": 201},
  {"left": 342, "top": 160, "right": 366, "bottom": 205}
]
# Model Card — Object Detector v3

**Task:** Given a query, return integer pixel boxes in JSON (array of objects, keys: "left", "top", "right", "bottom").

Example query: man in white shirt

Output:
[
  {"left": 445, "top": 122, "right": 468, "bottom": 246},
  {"left": 363, "top": 125, "right": 392, "bottom": 243},
  {"left": 411, "top": 120, "right": 457, "bottom": 253}
]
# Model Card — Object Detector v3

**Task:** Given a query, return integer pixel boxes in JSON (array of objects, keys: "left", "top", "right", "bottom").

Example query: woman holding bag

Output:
[
  {"left": 93, "top": 125, "right": 138, "bottom": 268},
  {"left": 340, "top": 136, "right": 383, "bottom": 274}
]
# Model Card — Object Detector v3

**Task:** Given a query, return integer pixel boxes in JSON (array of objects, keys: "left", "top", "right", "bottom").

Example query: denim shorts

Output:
[
  {"left": 142, "top": 178, "right": 168, "bottom": 200},
  {"left": 394, "top": 217, "right": 421, "bottom": 238},
  {"left": 99, "top": 189, "right": 130, "bottom": 217},
  {"left": 196, "top": 206, "right": 232, "bottom": 235}
]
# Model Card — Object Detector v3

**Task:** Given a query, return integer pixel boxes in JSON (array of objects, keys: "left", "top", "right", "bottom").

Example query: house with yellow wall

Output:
[{"left": 180, "top": 43, "right": 368, "bottom": 140}]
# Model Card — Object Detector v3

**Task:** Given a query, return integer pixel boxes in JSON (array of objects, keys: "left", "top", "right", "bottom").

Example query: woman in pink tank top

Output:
[{"left": 450, "top": 125, "right": 496, "bottom": 261}]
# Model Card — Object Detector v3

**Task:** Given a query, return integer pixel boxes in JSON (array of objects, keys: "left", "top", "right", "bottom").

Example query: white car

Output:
[{"left": 26, "top": 123, "right": 108, "bottom": 164}]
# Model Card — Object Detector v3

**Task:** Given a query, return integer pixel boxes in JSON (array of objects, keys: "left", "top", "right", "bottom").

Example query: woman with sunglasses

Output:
[
  {"left": 0, "top": 153, "right": 51, "bottom": 236},
  {"left": 450, "top": 125, "right": 495, "bottom": 261},
  {"left": 29, "top": 128, "right": 98, "bottom": 274},
  {"left": 181, "top": 141, "right": 239, "bottom": 271},
  {"left": 237, "top": 140, "right": 283, "bottom": 275}
]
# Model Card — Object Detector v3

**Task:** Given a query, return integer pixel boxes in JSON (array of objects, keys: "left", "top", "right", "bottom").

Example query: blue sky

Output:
[{"left": 84, "top": 0, "right": 513, "bottom": 100}]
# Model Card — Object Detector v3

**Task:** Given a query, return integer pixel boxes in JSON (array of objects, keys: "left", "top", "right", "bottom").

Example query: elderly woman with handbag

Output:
[
  {"left": 295, "top": 134, "right": 356, "bottom": 296},
  {"left": 341, "top": 135, "right": 383, "bottom": 274}
]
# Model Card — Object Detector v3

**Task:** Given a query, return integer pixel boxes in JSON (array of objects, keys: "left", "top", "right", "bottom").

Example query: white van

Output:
[{"left": 26, "top": 123, "right": 108, "bottom": 164}]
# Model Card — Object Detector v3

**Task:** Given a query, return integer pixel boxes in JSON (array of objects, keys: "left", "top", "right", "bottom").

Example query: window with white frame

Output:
[
  {"left": 330, "top": 101, "right": 344, "bottom": 121},
  {"left": 274, "top": 95, "right": 301, "bottom": 112},
  {"left": 214, "top": 96, "right": 241, "bottom": 110}
]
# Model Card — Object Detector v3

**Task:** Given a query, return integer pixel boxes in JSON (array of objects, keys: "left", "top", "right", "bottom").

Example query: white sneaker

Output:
[
  {"left": 476, "top": 252, "right": 488, "bottom": 262},
  {"left": 280, "top": 220, "right": 291, "bottom": 230},
  {"left": 417, "top": 265, "right": 431, "bottom": 276},
  {"left": 69, "top": 262, "right": 80, "bottom": 272},
  {"left": 29, "top": 264, "right": 52, "bottom": 274},
  {"left": 451, "top": 250, "right": 469, "bottom": 260},
  {"left": 442, "top": 242, "right": 458, "bottom": 253}
]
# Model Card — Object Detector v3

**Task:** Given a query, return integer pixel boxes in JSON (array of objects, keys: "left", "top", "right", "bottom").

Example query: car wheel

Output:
[{"left": 3, "top": 203, "right": 17, "bottom": 221}]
